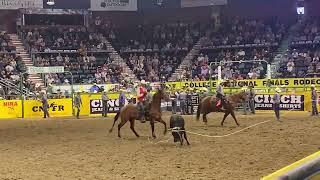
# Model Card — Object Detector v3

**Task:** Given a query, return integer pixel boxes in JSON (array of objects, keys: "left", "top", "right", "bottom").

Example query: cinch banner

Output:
[
  {"left": 166, "top": 78, "right": 320, "bottom": 90},
  {"left": 254, "top": 94, "right": 305, "bottom": 111},
  {"left": 24, "top": 99, "right": 73, "bottom": 118},
  {"left": 0, "top": 0, "right": 43, "bottom": 9},
  {"left": 90, "top": 0, "right": 138, "bottom": 11},
  {"left": 0, "top": 100, "right": 22, "bottom": 119},
  {"left": 80, "top": 93, "right": 136, "bottom": 116}
]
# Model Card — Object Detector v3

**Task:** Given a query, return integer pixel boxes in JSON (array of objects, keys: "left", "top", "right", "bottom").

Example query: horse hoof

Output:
[
  {"left": 237, "top": 124, "right": 240, "bottom": 127},
  {"left": 109, "top": 129, "right": 113, "bottom": 133},
  {"left": 153, "top": 135, "right": 157, "bottom": 139},
  {"left": 221, "top": 123, "right": 224, "bottom": 127}
]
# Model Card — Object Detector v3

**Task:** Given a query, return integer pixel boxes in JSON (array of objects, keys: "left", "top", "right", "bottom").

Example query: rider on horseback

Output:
[
  {"left": 137, "top": 80, "right": 148, "bottom": 123},
  {"left": 216, "top": 80, "right": 226, "bottom": 108}
]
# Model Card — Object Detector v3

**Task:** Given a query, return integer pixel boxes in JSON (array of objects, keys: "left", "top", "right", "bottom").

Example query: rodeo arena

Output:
[{"left": 1, "top": 0, "right": 320, "bottom": 179}]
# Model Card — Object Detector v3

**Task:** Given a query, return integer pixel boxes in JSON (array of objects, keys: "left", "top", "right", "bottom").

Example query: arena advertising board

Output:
[
  {"left": 138, "top": 0, "right": 181, "bottom": 9},
  {"left": 24, "top": 99, "right": 73, "bottom": 118},
  {"left": 181, "top": 0, "right": 227, "bottom": 8},
  {"left": 0, "top": 100, "right": 22, "bottom": 119},
  {"left": 90, "top": 0, "right": 138, "bottom": 11},
  {"left": 90, "top": 98, "right": 131, "bottom": 114},
  {"left": 165, "top": 78, "right": 320, "bottom": 90},
  {"left": 254, "top": 94, "right": 305, "bottom": 111},
  {"left": 0, "top": 0, "right": 43, "bottom": 9}
]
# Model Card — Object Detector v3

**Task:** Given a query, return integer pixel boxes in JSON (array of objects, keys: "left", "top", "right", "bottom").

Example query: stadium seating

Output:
[
  {"left": 190, "top": 18, "right": 287, "bottom": 80},
  {"left": 106, "top": 22, "right": 202, "bottom": 80},
  {"left": 33, "top": 51, "right": 127, "bottom": 84},
  {"left": 21, "top": 26, "right": 108, "bottom": 52}
]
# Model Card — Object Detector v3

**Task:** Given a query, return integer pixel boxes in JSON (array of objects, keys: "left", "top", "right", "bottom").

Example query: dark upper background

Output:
[{"left": 0, "top": 0, "right": 319, "bottom": 32}]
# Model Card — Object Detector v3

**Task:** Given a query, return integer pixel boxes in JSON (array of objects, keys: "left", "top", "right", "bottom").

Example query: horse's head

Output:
[
  {"left": 158, "top": 84, "right": 170, "bottom": 101},
  {"left": 238, "top": 91, "right": 247, "bottom": 102}
]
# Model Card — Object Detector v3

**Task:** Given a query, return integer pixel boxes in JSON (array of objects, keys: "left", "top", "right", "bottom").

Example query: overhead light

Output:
[{"left": 47, "top": 0, "right": 55, "bottom": 6}]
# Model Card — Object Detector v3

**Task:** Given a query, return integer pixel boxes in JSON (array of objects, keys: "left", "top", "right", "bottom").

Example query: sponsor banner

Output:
[
  {"left": 0, "top": 0, "right": 43, "bottom": 9},
  {"left": 90, "top": 0, "right": 138, "bottom": 11},
  {"left": 79, "top": 93, "right": 136, "bottom": 116},
  {"left": 181, "top": 0, "right": 227, "bottom": 8},
  {"left": 52, "top": 84, "right": 119, "bottom": 93},
  {"left": 139, "top": 0, "right": 181, "bottom": 9},
  {"left": 254, "top": 94, "right": 304, "bottom": 111},
  {"left": 0, "top": 100, "right": 22, "bottom": 119},
  {"left": 166, "top": 78, "right": 320, "bottom": 90},
  {"left": 24, "top": 99, "right": 73, "bottom": 118},
  {"left": 43, "top": 0, "right": 90, "bottom": 9},
  {"left": 90, "top": 98, "right": 131, "bottom": 114}
]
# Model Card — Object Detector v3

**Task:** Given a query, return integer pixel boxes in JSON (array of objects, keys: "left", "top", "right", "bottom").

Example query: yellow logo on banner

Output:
[
  {"left": 24, "top": 99, "right": 73, "bottom": 118},
  {"left": 0, "top": 100, "right": 22, "bottom": 119}
]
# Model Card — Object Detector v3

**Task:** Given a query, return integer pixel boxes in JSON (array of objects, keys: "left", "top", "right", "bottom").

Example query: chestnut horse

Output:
[
  {"left": 109, "top": 89, "right": 169, "bottom": 138},
  {"left": 196, "top": 91, "right": 247, "bottom": 126}
]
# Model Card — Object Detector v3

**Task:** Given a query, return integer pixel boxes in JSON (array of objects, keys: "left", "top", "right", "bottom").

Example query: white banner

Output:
[
  {"left": 27, "top": 66, "right": 65, "bottom": 74},
  {"left": 181, "top": 0, "right": 227, "bottom": 8},
  {"left": 0, "top": 0, "right": 43, "bottom": 9},
  {"left": 90, "top": 0, "right": 137, "bottom": 11}
]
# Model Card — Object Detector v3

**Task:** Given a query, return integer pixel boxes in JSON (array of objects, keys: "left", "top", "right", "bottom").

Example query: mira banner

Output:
[
  {"left": 181, "top": 0, "right": 227, "bottom": 8},
  {"left": 254, "top": 94, "right": 305, "bottom": 111},
  {"left": 90, "top": 0, "right": 138, "bottom": 11},
  {"left": 0, "top": 0, "right": 43, "bottom": 9},
  {"left": 0, "top": 100, "right": 22, "bottom": 119}
]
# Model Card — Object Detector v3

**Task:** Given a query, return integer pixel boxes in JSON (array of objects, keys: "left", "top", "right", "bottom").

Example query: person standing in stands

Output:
[
  {"left": 41, "top": 91, "right": 50, "bottom": 118},
  {"left": 101, "top": 91, "right": 109, "bottom": 117},
  {"left": 273, "top": 87, "right": 281, "bottom": 121},
  {"left": 311, "top": 85, "right": 318, "bottom": 116},
  {"left": 74, "top": 92, "right": 82, "bottom": 119}
]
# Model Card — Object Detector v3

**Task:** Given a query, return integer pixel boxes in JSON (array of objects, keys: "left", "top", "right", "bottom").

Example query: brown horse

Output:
[
  {"left": 196, "top": 91, "right": 247, "bottom": 126},
  {"left": 109, "top": 88, "right": 169, "bottom": 138}
]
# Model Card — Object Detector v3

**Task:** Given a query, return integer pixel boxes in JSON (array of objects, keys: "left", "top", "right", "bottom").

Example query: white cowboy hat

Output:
[
  {"left": 275, "top": 87, "right": 281, "bottom": 93},
  {"left": 140, "top": 80, "right": 146, "bottom": 84},
  {"left": 311, "top": 84, "right": 315, "bottom": 88}
]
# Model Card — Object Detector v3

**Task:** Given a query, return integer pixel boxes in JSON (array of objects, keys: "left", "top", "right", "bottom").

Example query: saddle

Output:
[{"left": 211, "top": 96, "right": 227, "bottom": 110}]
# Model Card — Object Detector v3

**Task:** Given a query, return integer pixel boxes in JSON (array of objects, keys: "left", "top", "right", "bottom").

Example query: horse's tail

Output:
[
  {"left": 196, "top": 99, "right": 202, "bottom": 121},
  {"left": 109, "top": 112, "right": 120, "bottom": 133}
]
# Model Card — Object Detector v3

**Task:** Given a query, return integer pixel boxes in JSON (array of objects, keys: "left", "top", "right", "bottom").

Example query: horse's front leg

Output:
[
  {"left": 149, "top": 118, "right": 156, "bottom": 139},
  {"left": 230, "top": 110, "right": 240, "bottom": 126},
  {"left": 155, "top": 118, "right": 167, "bottom": 135},
  {"left": 221, "top": 111, "right": 230, "bottom": 126}
]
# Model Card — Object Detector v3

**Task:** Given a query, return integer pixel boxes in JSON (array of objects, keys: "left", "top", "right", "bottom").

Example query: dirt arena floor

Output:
[{"left": 0, "top": 112, "right": 319, "bottom": 180}]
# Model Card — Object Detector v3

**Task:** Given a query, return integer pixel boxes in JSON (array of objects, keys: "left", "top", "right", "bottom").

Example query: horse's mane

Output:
[{"left": 228, "top": 91, "right": 245, "bottom": 104}]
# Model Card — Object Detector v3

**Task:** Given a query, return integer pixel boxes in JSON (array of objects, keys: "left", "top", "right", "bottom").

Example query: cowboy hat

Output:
[
  {"left": 275, "top": 87, "right": 281, "bottom": 93},
  {"left": 140, "top": 80, "right": 146, "bottom": 84},
  {"left": 241, "top": 86, "right": 248, "bottom": 91}
]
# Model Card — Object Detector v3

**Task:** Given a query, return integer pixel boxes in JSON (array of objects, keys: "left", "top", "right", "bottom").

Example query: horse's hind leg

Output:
[
  {"left": 117, "top": 120, "right": 127, "bottom": 138},
  {"left": 230, "top": 110, "right": 240, "bottom": 126},
  {"left": 203, "top": 113, "right": 208, "bottom": 125},
  {"left": 129, "top": 119, "right": 140, "bottom": 137},
  {"left": 221, "top": 111, "right": 230, "bottom": 126},
  {"left": 109, "top": 112, "right": 120, "bottom": 133}
]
